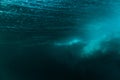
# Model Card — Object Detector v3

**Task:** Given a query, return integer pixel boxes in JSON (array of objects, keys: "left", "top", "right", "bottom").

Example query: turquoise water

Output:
[{"left": 0, "top": 0, "right": 120, "bottom": 80}]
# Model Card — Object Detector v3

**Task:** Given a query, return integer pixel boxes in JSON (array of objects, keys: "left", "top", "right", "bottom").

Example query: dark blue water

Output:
[{"left": 0, "top": 0, "right": 120, "bottom": 80}]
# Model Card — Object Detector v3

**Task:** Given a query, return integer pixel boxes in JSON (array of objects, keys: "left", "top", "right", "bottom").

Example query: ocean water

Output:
[{"left": 0, "top": 0, "right": 120, "bottom": 80}]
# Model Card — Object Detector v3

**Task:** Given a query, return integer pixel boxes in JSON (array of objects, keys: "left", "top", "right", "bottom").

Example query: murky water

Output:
[{"left": 0, "top": 0, "right": 120, "bottom": 80}]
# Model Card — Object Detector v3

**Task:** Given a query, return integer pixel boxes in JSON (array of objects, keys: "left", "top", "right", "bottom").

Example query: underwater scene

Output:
[{"left": 0, "top": 0, "right": 120, "bottom": 80}]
